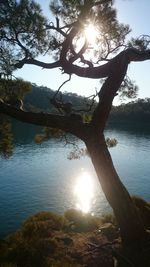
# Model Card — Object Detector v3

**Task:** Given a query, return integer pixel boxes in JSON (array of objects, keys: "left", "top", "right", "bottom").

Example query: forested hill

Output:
[
  {"left": 11, "top": 84, "right": 94, "bottom": 140},
  {"left": 24, "top": 84, "right": 150, "bottom": 124},
  {"left": 24, "top": 84, "right": 91, "bottom": 113},
  {"left": 109, "top": 98, "right": 150, "bottom": 125},
  {"left": 12, "top": 84, "right": 150, "bottom": 132},
  {"left": 8, "top": 85, "right": 150, "bottom": 141}
]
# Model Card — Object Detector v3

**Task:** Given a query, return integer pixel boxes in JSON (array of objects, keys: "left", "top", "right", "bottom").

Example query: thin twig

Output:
[
  {"left": 49, "top": 75, "right": 72, "bottom": 114},
  {"left": 53, "top": 74, "right": 72, "bottom": 99},
  {"left": 63, "top": 134, "right": 78, "bottom": 148},
  {"left": 75, "top": 90, "right": 98, "bottom": 113}
]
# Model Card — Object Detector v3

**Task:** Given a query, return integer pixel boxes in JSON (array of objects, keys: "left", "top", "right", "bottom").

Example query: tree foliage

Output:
[
  {"left": 0, "top": 0, "right": 49, "bottom": 75},
  {"left": 0, "top": 115, "right": 13, "bottom": 158},
  {"left": 0, "top": 78, "right": 31, "bottom": 156},
  {"left": 0, "top": 79, "right": 31, "bottom": 102}
]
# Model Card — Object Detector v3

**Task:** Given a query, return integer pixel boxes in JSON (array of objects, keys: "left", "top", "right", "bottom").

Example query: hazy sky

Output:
[{"left": 15, "top": 0, "right": 150, "bottom": 103}]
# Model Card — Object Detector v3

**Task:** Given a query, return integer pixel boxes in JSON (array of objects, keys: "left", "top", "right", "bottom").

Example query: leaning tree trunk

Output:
[
  {"left": 85, "top": 133, "right": 147, "bottom": 247},
  {"left": 82, "top": 55, "right": 149, "bottom": 248}
]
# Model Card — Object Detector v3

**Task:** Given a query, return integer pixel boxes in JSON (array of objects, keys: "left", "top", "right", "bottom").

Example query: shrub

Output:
[
  {"left": 22, "top": 211, "right": 65, "bottom": 238},
  {"left": 64, "top": 209, "right": 101, "bottom": 232},
  {"left": 1, "top": 212, "right": 66, "bottom": 267}
]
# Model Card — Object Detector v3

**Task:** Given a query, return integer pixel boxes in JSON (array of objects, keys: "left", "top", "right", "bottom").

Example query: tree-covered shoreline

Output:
[
  {"left": 109, "top": 98, "right": 150, "bottom": 125},
  {"left": 12, "top": 84, "right": 150, "bottom": 138}
]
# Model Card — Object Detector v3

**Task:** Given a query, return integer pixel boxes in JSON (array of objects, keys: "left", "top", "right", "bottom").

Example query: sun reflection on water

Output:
[{"left": 74, "top": 172, "right": 94, "bottom": 213}]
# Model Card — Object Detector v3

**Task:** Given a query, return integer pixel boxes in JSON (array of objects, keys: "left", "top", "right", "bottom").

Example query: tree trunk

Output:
[{"left": 85, "top": 133, "right": 147, "bottom": 247}]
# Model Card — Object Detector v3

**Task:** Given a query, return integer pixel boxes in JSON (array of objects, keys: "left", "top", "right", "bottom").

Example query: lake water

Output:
[{"left": 0, "top": 126, "right": 150, "bottom": 238}]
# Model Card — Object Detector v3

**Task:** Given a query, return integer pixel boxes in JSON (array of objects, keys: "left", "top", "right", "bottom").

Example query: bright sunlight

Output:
[
  {"left": 84, "top": 23, "right": 98, "bottom": 46},
  {"left": 74, "top": 172, "right": 94, "bottom": 213}
]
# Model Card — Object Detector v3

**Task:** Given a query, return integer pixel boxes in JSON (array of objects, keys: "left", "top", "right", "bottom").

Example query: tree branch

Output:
[
  {"left": 69, "top": 39, "right": 88, "bottom": 63},
  {"left": 13, "top": 27, "right": 30, "bottom": 58},
  {"left": 15, "top": 58, "right": 61, "bottom": 69},
  {"left": 0, "top": 100, "right": 85, "bottom": 140},
  {"left": 45, "top": 18, "right": 67, "bottom": 38},
  {"left": 14, "top": 48, "right": 150, "bottom": 79},
  {"left": 127, "top": 48, "right": 150, "bottom": 62},
  {"left": 91, "top": 52, "right": 129, "bottom": 132}
]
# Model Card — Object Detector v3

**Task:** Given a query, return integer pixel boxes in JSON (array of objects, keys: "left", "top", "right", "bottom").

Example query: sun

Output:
[
  {"left": 84, "top": 23, "right": 98, "bottom": 45},
  {"left": 75, "top": 23, "right": 99, "bottom": 60}
]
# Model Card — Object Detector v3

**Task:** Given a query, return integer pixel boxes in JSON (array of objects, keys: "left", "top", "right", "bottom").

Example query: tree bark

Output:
[{"left": 85, "top": 133, "right": 147, "bottom": 247}]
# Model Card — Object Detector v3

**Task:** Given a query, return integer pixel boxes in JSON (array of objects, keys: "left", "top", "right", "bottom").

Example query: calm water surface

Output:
[{"left": 0, "top": 127, "right": 150, "bottom": 238}]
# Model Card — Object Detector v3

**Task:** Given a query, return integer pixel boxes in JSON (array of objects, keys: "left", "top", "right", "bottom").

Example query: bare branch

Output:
[
  {"left": 45, "top": 18, "right": 67, "bottom": 38},
  {"left": 69, "top": 39, "right": 93, "bottom": 67},
  {"left": 49, "top": 75, "right": 71, "bottom": 114},
  {"left": 63, "top": 134, "right": 79, "bottom": 148},
  {"left": 76, "top": 90, "right": 98, "bottom": 113},
  {"left": 55, "top": 74, "right": 71, "bottom": 96},
  {"left": 15, "top": 58, "right": 61, "bottom": 69}
]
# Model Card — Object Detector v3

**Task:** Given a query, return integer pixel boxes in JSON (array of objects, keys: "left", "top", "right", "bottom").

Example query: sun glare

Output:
[
  {"left": 84, "top": 23, "right": 98, "bottom": 45},
  {"left": 74, "top": 172, "right": 94, "bottom": 213}
]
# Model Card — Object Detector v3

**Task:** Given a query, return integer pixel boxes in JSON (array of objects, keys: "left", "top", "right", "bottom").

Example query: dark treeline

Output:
[{"left": 109, "top": 98, "right": 150, "bottom": 125}]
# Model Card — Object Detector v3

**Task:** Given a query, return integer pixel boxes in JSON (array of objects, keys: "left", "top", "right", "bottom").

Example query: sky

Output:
[{"left": 14, "top": 0, "right": 150, "bottom": 104}]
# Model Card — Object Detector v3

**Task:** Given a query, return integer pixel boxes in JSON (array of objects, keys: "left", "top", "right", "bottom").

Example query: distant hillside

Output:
[
  {"left": 24, "top": 84, "right": 93, "bottom": 113},
  {"left": 24, "top": 85, "right": 150, "bottom": 125},
  {"left": 11, "top": 84, "right": 95, "bottom": 141},
  {"left": 109, "top": 98, "right": 150, "bottom": 125},
  {"left": 11, "top": 85, "right": 150, "bottom": 141}
]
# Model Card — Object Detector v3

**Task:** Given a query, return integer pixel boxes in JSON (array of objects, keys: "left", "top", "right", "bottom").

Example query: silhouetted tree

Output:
[{"left": 0, "top": 0, "right": 150, "bottom": 260}]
